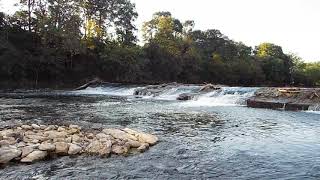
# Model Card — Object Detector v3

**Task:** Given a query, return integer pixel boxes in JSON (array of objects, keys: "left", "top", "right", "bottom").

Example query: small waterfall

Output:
[
  {"left": 74, "top": 86, "right": 138, "bottom": 96},
  {"left": 180, "top": 87, "right": 258, "bottom": 107}
]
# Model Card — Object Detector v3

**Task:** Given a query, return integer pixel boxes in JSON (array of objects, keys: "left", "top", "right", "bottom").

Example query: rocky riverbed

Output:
[{"left": 0, "top": 124, "right": 158, "bottom": 166}]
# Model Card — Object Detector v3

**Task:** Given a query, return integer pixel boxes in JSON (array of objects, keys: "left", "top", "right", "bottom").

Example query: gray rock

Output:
[
  {"left": 21, "top": 150, "right": 47, "bottom": 163},
  {"left": 0, "top": 146, "right": 22, "bottom": 164}
]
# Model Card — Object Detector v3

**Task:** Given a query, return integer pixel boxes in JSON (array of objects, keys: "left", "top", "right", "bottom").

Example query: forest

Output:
[{"left": 0, "top": 0, "right": 319, "bottom": 88}]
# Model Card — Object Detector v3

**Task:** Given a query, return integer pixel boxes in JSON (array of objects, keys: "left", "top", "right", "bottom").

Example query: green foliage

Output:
[{"left": 0, "top": 6, "right": 318, "bottom": 87}]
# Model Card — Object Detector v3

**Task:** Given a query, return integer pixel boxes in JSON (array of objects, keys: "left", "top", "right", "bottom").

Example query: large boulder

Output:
[
  {"left": 0, "top": 146, "right": 22, "bottom": 164},
  {"left": 21, "top": 151, "right": 47, "bottom": 163}
]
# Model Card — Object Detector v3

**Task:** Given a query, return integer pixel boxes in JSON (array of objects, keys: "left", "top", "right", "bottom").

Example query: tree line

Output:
[{"left": 0, "top": 0, "right": 319, "bottom": 88}]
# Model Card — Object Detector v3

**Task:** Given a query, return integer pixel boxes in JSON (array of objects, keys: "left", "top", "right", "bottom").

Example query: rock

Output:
[
  {"left": 199, "top": 84, "right": 221, "bottom": 92},
  {"left": 31, "top": 124, "right": 40, "bottom": 130},
  {"left": 39, "top": 143, "right": 55, "bottom": 151},
  {"left": 71, "top": 135, "right": 81, "bottom": 143},
  {"left": 68, "top": 144, "right": 82, "bottom": 155},
  {"left": 112, "top": 145, "right": 129, "bottom": 155},
  {"left": 0, "top": 146, "right": 22, "bottom": 164},
  {"left": 85, "top": 140, "right": 112, "bottom": 156},
  {"left": 16, "top": 141, "right": 26, "bottom": 148},
  {"left": 39, "top": 125, "right": 47, "bottom": 130},
  {"left": 21, "top": 125, "right": 33, "bottom": 130},
  {"left": 54, "top": 142, "right": 69, "bottom": 155},
  {"left": 96, "top": 133, "right": 112, "bottom": 140},
  {"left": 57, "top": 127, "right": 66, "bottom": 132},
  {"left": 21, "top": 151, "right": 47, "bottom": 163},
  {"left": 67, "top": 128, "right": 79, "bottom": 135},
  {"left": 123, "top": 128, "right": 158, "bottom": 145},
  {"left": 0, "top": 137, "right": 16, "bottom": 146},
  {"left": 25, "top": 134, "right": 47, "bottom": 142},
  {"left": 0, "top": 134, "right": 3, "bottom": 141},
  {"left": 126, "top": 139, "right": 142, "bottom": 148},
  {"left": 103, "top": 129, "right": 138, "bottom": 141},
  {"left": 44, "top": 131, "right": 67, "bottom": 139},
  {"left": 177, "top": 93, "right": 195, "bottom": 101},
  {"left": 86, "top": 133, "right": 95, "bottom": 139},
  {"left": 21, "top": 146, "right": 34, "bottom": 158},
  {"left": 69, "top": 125, "right": 81, "bottom": 130},
  {"left": 137, "top": 143, "right": 149, "bottom": 152},
  {"left": 53, "top": 137, "right": 72, "bottom": 143},
  {"left": 44, "top": 125, "right": 56, "bottom": 131}
]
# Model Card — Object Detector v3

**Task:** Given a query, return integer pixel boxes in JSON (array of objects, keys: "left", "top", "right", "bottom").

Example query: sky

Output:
[{"left": 1, "top": 0, "right": 320, "bottom": 62}]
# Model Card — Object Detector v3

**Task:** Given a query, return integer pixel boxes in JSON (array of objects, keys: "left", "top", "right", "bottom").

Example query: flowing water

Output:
[{"left": 0, "top": 85, "right": 320, "bottom": 179}]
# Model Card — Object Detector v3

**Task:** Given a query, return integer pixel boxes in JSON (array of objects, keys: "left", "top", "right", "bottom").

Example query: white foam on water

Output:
[
  {"left": 74, "top": 86, "right": 138, "bottom": 96},
  {"left": 180, "top": 87, "right": 258, "bottom": 107},
  {"left": 305, "top": 111, "right": 320, "bottom": 115},
  {"left": 154, "top": 85, "right": 200, "bottom": 100}
]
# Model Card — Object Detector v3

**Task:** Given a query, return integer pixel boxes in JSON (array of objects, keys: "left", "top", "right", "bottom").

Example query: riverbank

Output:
[{"left": 0, "top": 124, "right": 158, "bottom": 167}]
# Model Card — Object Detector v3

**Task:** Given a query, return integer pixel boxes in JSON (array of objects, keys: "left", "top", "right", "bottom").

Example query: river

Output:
[{"left": 0, "top": 84, "right": 320, "bottom": 179}]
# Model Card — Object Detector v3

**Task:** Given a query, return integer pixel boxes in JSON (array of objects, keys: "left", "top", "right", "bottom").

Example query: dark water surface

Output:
[{"left": 0, "top": 87, "right": 320, "bottom": 179}]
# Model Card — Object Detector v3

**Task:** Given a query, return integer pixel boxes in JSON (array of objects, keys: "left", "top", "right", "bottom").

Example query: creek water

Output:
[{"left": 0, "top": 85, "right": 320, "bottom": 179}]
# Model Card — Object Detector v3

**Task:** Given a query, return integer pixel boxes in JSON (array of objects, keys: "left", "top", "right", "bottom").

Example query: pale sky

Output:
[{"left": 2, "top": 0, "right": 320, "bottom": 61}]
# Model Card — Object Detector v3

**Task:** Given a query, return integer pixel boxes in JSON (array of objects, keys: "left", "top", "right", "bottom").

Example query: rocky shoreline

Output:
[{"left": 0, "top": 124, "right": 158, "bottom": 166}]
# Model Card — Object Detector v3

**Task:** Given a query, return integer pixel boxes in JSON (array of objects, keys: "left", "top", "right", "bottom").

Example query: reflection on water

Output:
[{"left": 0, "top": 88, "right": 320, "bottom": 179}]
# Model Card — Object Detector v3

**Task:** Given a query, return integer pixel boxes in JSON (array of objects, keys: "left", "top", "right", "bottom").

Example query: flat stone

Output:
[
  {"left": 96, "top": 133, "right": 111, "bottom": 140},
  {"left": 21, "top": 146, "right": 34, "bottom": 158},
  {"left": 0, "top": 146, "right": 22, "bottom": 164},
  {"left": 39, "top": 143, "right": 55, "bottom": 151},
  {"left": 31, "top": 124, "right": 40, "bottom": 130},
  {"left": 68, "top": 144, "right": 82, "bottom": 155},
  {"left": 57, "top": 127, "right": 66, "bottom": 132},
  {"left": 44, "top": 125, "right": 56, "bottom": 131},
  {"left": 44, "top": 131, "right": 67, "bottom": 139},
  {"left": 54, "top": 142, "right": 69, "bottom": 155},
  {"left": 103, "top": 129, "right": 138, "bottom": 141},
  {"left": 69, "top": 125, "right": 81, "bottom": 130},
  {"left": 39, "top": 125, "right": 47, "bottom": 130},
  {"left": 123, "top": 128, "right": 158, "bottom": 145},
  {"left": 16, "top": 141, "right": 26, "bottom": 148},
  {"left": 21, "top": 150, "right": 47, "bottom": 163},
  {"left": 21, "top": 125, "right": 33, "bottom": 130}
]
